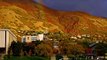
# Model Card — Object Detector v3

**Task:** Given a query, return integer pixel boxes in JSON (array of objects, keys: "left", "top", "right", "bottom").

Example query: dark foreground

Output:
[{"left": 4, "top": 56, "right": 49, "bottom": 60}]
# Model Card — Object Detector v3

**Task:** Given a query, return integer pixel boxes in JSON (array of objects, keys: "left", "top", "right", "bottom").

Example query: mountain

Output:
[
  {"left": 57, "top": 12, "right": 107, "bottom": 35},
  {"left": 0, "top": 0, "right": 107, "bottom": 38},
  {"left": 0, "top": 0, "right": 62, "bottom": 38}
]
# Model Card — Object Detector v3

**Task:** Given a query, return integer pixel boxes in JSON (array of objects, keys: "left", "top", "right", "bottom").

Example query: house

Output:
[
  {"left": 22, "top": 35, "right": 37, "bottom": 43},
  {"left": 0, "top": 29, "right": 17, "bottom": 54},
  {"left": 22, "top": 34, "right": 44, "bottom": 43}
]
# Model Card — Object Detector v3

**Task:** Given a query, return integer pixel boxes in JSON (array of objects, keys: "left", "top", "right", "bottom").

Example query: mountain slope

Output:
[
  {"left": 56, "top": 12, "right": 107, "bottom": 35},
  {"left": 0, "top": 0, "right": 107, "bottom": 37},
  {"left": 0, "top": 5, "right": 61, "bottom": 38}
]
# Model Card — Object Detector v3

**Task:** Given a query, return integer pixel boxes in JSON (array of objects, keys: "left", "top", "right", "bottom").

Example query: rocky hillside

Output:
[
  {"left": 56, "top": 12, "right": 107, "bottom": 35},
  {"left": 0, "top": 0, "right": 107, "bottom": 38},
  {"left": 0, "top": 0, "right": 62, "bottom": 38}
]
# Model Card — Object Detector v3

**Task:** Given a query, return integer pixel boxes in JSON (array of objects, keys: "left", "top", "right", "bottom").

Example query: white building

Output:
[
  {"left": 0, "top": 29, "right": 17, "bottom": 54},
  {"left": 37, "top": 34, "right": 44, "bottom": 41},
  {"left": 22, "top": 36, "right": 37, "bottom": 43},
  {"left": 22, "top": 34, "right": 44, "bottom": 43}
]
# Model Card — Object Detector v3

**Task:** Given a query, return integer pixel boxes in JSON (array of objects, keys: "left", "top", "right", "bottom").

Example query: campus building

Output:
[
  {"left": 0, "top": 29, "right": 17, "bottom": 54},
  {"left": 22, "top": 34, "right": 44, "bottom": 43}
]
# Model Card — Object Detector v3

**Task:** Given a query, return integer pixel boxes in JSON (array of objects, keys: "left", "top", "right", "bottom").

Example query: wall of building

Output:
[
  {"left": 37, "top": 34, "right": 44, "bottom": 41},
  {"left": 0, "top": 29, "right": 17, "bottom": 54},
  {"left": 25, "top": 36, "right": 32, "bottom": 43},
  {"left": 6, "top": 31, "right": 17, "bottom": 54},
  {"left": 22, "top": 34, "right": 44, "bottom": 43},
  {"left": 0, "top": 31, "right": 5, "bottom": 48},
  {"left": 6, "top": 31, "right": 9, "bottom": 54}
]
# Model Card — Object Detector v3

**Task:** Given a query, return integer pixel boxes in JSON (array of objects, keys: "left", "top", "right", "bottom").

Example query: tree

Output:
[
  {"left": 59, "top": 39, "right": 85, "bottom": 55},
  {"left": 70, "top": 44, "right": 85, "bottom": 55},
  {"left": 95, "top": 42, "right": 107, "bottom": 56},
  {"left": 59, "top": 39, "right": 72, "bottom": 55},
  {"left": 35, "top": 43, "right": 53, "bottom": 57},
  {"left": 42, "top": 40, "right": 53, "bottom": 47},
  {"left": 32, "top": 40, "right": 42, "bottom": 46},
  {"left": 23, "top": 42, "right": 35, "bottom": 56},
  {"left": 80, "top": 40, "right": 91, "bottom": 48},
  {"left": 10, "top": 41, "right": 23, "bottom": 56}
]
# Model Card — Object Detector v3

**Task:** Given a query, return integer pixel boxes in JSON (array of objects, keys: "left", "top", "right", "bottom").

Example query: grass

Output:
[{"left": 4, "top": 56, "right": 49, "bottom": 60}]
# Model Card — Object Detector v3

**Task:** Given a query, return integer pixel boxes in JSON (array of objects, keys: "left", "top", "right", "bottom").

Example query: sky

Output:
[{"left": 34, "top": 0, "right": 107, "bottom": 17}]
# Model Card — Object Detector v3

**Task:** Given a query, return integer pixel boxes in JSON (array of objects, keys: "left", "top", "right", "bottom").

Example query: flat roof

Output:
[{"left": 0, "top": 29, "right": 17, "bottom": 38}]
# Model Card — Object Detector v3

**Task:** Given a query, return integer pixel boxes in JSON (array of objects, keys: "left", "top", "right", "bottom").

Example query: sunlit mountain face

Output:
[
  {"left": 0, "top": 0, "right": 107, "bottom": 38},
  {"left": 1, "top": 1, "right": 107, "bottom": 60}
]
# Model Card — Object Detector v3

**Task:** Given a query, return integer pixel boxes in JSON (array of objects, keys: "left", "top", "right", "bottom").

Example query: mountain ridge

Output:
[{"left": 0, "top": 0, "right": 107, "bottom": 37}]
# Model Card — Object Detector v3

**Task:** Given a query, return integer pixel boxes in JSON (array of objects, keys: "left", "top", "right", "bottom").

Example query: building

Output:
[
  {"left": 22, "top": 36, "right": 37, "bottom": 43},
  {"left": 0, "top": 29, "right": 17, "bottom": 54},
  {"left": 22, "top": 34, "right": 44, "bottom": 43},
  {"left": 37, "top": 34, "right": 44, "bottom": 41}
]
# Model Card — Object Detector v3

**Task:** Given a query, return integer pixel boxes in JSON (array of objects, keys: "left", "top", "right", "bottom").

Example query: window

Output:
[
  {"left": 27, "top": 37, "right": 30, "bottom": 40},
  {"left": 31, "top": 36, "right": 37, "bottom": 41},
  {"left": 22, "top": 38, "right": 26, "bottom": 42}
]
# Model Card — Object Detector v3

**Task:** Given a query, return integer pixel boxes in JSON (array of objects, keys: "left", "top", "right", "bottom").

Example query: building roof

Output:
[{"left": 0, "top": 29, "right": 17, "bottom": 38}]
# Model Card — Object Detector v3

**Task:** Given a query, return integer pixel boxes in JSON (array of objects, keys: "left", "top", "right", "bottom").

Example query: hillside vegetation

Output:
[{"left": 0, "top": 0, "right": 107, "bottom": 38}]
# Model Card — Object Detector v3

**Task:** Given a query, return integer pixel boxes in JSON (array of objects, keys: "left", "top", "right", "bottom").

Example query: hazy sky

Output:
[{"left": 34, "top": 0, "right": 107, "bottom": 17}]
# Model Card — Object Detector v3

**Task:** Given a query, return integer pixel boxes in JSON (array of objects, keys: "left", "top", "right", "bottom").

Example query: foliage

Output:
[
  {"left": 55, "top": 54, "right": 63, "bottom": 60},
  {"left": 10, "top": 41, "right": 23, "bottom": 56},
  {"left": 9, "top": 40, "right": 53, "bottom": 57},
  {"left": 71, "top": 44, "right": 85, "bottom": 55},
  {"left": 95, "top": 42, "right": 107, "bottom": 56},
  {"left": 59, "top": 39, "right": 85, "bottom": 55},
  {"left": 32, "top": 40, "right": 42, "bottom": 46},
  {"left": 35, "top": 43, "right": 53, "bottom": 57},
  {"left": 79, "top": 40, "right": 91, "bottom": 48},
  {"left": 4, "top": 56, "right": 49, "bottom": 60}
]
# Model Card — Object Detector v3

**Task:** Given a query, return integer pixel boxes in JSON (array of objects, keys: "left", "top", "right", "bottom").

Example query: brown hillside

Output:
[{"left": 0, "top": 0, "right": 107, "bottom": 37}]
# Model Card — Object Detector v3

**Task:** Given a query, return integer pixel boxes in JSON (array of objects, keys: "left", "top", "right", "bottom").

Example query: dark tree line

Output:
[{"left": 8, "top": 40, "right": 53, "bottom": 57}]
